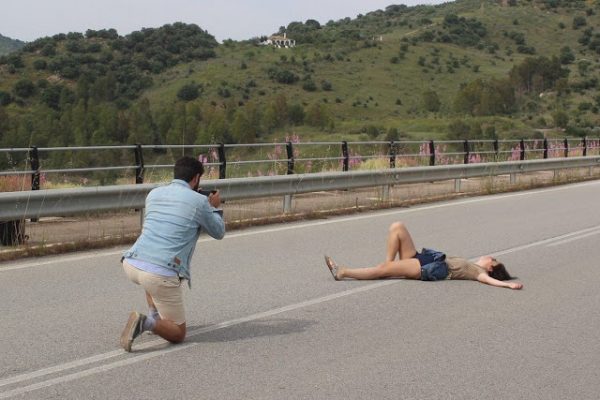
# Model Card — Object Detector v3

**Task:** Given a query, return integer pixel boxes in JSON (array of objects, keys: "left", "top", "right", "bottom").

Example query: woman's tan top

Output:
[{"left": 446, "top": 257, "right": 486, "bottom": 280}]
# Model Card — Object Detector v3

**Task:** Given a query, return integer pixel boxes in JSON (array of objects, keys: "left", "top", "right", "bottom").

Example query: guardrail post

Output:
[
  {"left": 218, "top": 143, "right": 226, "bottom": 179},
  {"left": 429, "top": 140, "right": 435, "bottom": 166},
  {"left": 341, "top": 141, "right": 349, "bottom": 172},
  {"left": 564, "top": 138, "right": 569, "bottom": 158},
  {"left": 283, "top": 141, "right": 294, "bottom": 213},
  {"left": 493, "top": 139, "right": 499, "bottom": 161},
  {"left": 133, "top": 144, "right": 145, "bottom": 220},
  {"left": 543, "top": 138, "right": 548, "bottom": 159},
  {"left": 520, "top": 139, "right": 525, "bottom": 161},
  {"left": 463, "top": 140, "right": 469, "bottom": 164},
  {"left": 381, "top": 141, "right": 396, "bottom": 202},
  {"left": 583, "top": 137, "right": 587, "bottom": 157},
  {"left": 29, "top": 146, "right": 40, "bottom": 223},
  {"left": 389, "top": 141, "right": 396, "bottom": 169},
  {"left": 134, "top": 144, "right": 144, "bottom": 184},
  {"left": 286, "top": 141, "right": 295, "bottom": 175},
  {"left": 381, "top": 184, "right": 390, "bottom": 203},
  {"left": 29, "top": 146, "right": 40, "bottom": 191}
]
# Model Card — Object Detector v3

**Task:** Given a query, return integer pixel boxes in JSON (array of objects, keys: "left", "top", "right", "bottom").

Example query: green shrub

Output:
[
  {"left": 33, "top": 59, "right": 47, "bottom": 70},
  {"left": 572, "top": 16, "right": 587, "bottom": 30},
  {"left": 302, "top": 79, "right": 317, "bottom": 92},
  {"left": 13, "top": 79, "right": 36, "bottom": 98},
  {"left": 177, "top": 82, "right": 201, "bottom": 101}
]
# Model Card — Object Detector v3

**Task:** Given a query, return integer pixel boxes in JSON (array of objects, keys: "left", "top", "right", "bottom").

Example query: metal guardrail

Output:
[
  {"left": 1, "top": 138, "right": 599, "bottom": 185},
  {"left": 1, "top": 156, "right": 599, "bottom": 220}
]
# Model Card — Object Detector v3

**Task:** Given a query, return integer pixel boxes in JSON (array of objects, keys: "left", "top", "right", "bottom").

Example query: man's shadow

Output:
[{"left": 186, "top": 318, "right": 317, "bottom": 343}]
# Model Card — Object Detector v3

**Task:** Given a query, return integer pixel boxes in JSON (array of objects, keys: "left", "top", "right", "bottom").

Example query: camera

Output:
[{"left": 197, "top": 189, "right": 217, "bottom": 197}]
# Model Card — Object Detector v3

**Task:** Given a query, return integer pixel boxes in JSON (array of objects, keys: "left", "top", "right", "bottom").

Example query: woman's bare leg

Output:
[
  {"left": 385, "top": 222, "right": 418, "bottom": 262},
  {"left": 338, "top": 258, "right": 421, "bottom": 280}
]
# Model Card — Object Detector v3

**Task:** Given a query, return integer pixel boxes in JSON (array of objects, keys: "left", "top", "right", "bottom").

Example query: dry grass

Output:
[{"left": 0, "top": 176, "right": 29, "bottom": 192}]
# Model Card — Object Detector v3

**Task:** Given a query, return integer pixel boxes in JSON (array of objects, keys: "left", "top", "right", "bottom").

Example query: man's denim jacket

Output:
[{"left": 123, "top": 179, "right": 225, "bottom": 285}]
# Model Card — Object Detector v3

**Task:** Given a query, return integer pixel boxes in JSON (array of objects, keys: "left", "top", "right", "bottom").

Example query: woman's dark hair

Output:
[
  {"left": 489, "top": 261, "right": 514, "bottom": 281},
  {"left": 174, "top": 156, "right": 204, "bottom": 182}
]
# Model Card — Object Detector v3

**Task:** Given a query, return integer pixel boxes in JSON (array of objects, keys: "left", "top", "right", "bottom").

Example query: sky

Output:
[{"left": 1, "top": 0, "right": 447, "bottom": 43}]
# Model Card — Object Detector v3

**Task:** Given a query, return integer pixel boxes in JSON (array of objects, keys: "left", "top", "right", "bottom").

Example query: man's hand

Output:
[
  {"left": 508, "top": 282, "right": 523, "bottom": 290},
  {"left": 208, "top": 191, "right": 221, "bottom": 208}
]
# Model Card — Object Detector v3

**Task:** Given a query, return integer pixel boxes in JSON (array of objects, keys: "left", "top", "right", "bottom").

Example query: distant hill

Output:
[
  {"left": 1, "top": 0, "right": 599, "bottom": 152},
  {"left": 0, "top": 34, "right": 25, "bottom": 55}
]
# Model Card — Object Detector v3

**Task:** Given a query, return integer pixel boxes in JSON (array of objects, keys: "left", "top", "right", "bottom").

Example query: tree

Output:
[
  {"left": 273, "top": 94, "right": 289, "bottom": 127},
  {"left": 92, "top": 72, "right": 118, "bottom": 102},
  {"left": 267, "top": 67, "right": 299, "bottom": 84},
  {"left": 127, "top": 98, "right": 159, "bottom": 144},
  {"left": 559, "top": 46, "right": 575, "bottom": 65},
  {"left": 0, "top": 91, "right": 12, "bottom": 106},
  {"left": 13, "top": 79, "right": 36, "bottom": 98},
  {"left": 205, "top": 108, "right": 229, "bottom": 143},
  {"left": 40, "top": 85, "right": 63, "bottom": 110},
  {"left": 305, "top": 103, "right": 331, "bottom": 129},
  {"left": 447, "top": 120, "right": 470, "bottom": 140},
  {"left": 243, "top": 101, "right": 263, "bottom": 139},
  {"left": 288, "top": 103, "right": 305, "bottom": 126},
  {"left": 92, "top": 103, "right": 120, "bottom": 145},
  {"left": 33, "top": 59, "right": 47, "bottom": 70},
  {"left": 0, "top": 107, "right": 10, "bottom": 143},
  {"left": 454, "top": 78, "right": 515, "bottom": 116},
  {"left": 509, "top": 56, "right": 568, "bottom": 94},
  {"left": 572, "top": 16, "right": 587, "bottom": 30},
  {"left": 302, "top": 79, "right": 317, "bottom": 92},
  {"left": 552, "top": 110, "right": 569, "bottom": 128},
  {"left": 231, "top": 109, "right": 254, "bottom": 144},
  {"left": 422, "top": 90, "right": 441, "bottom": 112},
  {"left": 262, "top": 103, "right": 279, "bottom": 133},
  {"left": 177, "top": 82, "right": 201, "bottom": 101},
  {"left": 321, "top": 80, "right": 333, "bottom": 91},
  {"left": 366, "top": 125, "right": 380, "bottom": 138}
]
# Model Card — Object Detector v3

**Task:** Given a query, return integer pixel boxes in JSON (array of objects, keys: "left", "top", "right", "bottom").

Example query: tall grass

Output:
[{"left": 0, "top": 175, "right": 29, "bottom": 192}]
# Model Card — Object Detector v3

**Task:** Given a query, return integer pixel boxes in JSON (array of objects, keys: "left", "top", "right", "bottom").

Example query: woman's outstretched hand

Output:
[{"left": 507, "top": 282, "right": 523, "bottom": 290}]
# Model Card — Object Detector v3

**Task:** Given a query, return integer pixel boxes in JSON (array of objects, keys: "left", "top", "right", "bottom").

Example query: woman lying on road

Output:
[{"left": 324, "top": 221, "right": 523, "bottom": 290}]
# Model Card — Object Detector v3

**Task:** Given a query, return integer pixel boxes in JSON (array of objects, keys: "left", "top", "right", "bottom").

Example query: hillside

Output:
[
  {"left": 1, "top": 0, "right": 600, "bottom": 152},
  {"left": 0, "top": 34, "right": 25, "bottom": 56}
]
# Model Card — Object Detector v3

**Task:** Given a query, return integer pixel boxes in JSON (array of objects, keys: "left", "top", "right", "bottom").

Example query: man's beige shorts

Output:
[{"left": 122, "top": 260, "right": 186, "bottom": 325}]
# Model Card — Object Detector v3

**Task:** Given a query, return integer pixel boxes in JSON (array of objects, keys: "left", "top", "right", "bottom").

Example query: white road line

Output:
[
  {"left": 490, "top": 225, "right": 600, "bottom": 257},
  {"left": 546, "top": 229, "right": 600, "bottom": 247},
  {"left": 2, "top": 220, "right": 598, "bottom": 398},
  {"left": 2, "top": 179, "right": 600, "bottom": 272},
  {"left": 0, "top": 280, "right": 396, "bottom": 398}
]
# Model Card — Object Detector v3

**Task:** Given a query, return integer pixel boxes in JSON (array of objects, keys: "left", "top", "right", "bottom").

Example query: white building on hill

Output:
[{"left": 260, "top": 32, "right": 296, "bottom": 48}]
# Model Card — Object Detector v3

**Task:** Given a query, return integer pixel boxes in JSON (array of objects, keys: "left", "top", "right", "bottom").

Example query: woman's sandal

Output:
[{"left": 324, "top": 255, "right": 340, "bottom": 281}]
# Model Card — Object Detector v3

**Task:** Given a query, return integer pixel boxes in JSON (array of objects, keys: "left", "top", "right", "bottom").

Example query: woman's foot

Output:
[{"left": 324, "top": 255, "right": 340, "bottom": 281}]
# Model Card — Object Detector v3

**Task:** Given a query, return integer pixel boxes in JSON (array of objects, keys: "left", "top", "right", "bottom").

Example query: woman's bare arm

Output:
[{"left": 477, "top": 273, "right": 523, "bottom": 290}]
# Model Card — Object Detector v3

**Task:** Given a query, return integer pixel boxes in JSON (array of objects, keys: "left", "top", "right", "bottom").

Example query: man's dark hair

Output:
[{"left": 174, "top": 156, "right": 204, "bottom": 182}]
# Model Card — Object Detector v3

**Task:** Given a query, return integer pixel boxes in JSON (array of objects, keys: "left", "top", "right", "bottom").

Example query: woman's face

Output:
[{"left": 477, "top": 256, "right": 496, "bottom": 272}]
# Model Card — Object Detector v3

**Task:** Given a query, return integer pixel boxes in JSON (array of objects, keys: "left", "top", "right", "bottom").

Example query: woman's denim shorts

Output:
[{"left": 414, "top": 248, "right": 449, "bottom": 281}]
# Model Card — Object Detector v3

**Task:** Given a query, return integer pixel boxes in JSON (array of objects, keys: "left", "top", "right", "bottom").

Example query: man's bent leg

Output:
[
  {"left": 145, "top": 291, "right": 161, "bottom": 321},
  {"left": 139, "top": 273, "right": 187, "bottom": 344},
  {"left": 153, "top": 321, "right": 186, "bottom": 343}
]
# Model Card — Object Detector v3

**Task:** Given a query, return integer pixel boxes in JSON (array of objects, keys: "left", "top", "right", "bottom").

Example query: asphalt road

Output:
[{"left": 1, "top": 180, "right": 599, "bottom": 399}]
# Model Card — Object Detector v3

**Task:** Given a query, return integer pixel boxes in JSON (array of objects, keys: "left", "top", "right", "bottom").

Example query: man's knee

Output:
[{"left": 169, "top": 324, "right": 187, "bottom": 344}]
